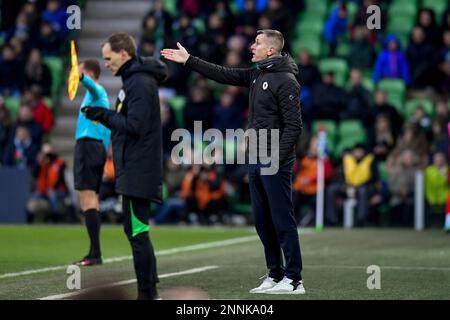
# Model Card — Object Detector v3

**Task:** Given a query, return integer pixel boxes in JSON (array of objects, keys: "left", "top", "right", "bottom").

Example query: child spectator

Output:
[{"left": 373, "top": 34, "right": 410, "bottom": 85}]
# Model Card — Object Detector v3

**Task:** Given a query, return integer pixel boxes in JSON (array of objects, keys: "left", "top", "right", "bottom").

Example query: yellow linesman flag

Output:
[{"left": 68, "top": 40, "right": 79, "bottom": 101}]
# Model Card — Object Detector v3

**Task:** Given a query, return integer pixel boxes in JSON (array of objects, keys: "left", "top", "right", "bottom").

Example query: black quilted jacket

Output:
[{"left": 185, "top": 53, "right": 302, "bottom": 165}]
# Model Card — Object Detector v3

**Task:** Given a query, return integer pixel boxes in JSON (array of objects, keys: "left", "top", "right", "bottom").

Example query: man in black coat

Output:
[
  {"left": 83, "top": 32, "right": 167, "bottom": 300},
  {"left": 161, "top": 29, "right": 305, "bottom": 294}
]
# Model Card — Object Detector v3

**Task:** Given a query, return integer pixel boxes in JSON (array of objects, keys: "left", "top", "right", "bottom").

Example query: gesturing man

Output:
[
  {"left": 161, "top": 29, "right": 305, "bottom": 294},
  {"left": 83, "top": 33, "right": 168, "bottom": 300}
]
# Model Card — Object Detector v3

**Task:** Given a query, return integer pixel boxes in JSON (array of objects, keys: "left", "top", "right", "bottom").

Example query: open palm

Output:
[{"left": 160, "top": 42, "right": 190, "bottom": 64}]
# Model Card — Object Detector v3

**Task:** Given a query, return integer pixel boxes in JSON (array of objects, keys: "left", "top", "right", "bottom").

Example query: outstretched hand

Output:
[{"left": 160, "top": 42, "right": 190, "bottom": 64}]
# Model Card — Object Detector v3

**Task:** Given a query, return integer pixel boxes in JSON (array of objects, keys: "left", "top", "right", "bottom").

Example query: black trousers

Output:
[
  {"left": 248, "top": 159, "right": 303, "bottom": 282},
  {"left": 122, "top": 195, "right": 158, "bottom": 294}
]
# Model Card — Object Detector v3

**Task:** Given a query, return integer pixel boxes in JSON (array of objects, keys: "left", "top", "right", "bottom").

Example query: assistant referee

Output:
[{"left": 73, "top": 59, "right": 110, "bottom": 267}]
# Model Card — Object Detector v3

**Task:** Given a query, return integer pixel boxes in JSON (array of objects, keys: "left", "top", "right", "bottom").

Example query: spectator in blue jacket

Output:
[
  {"left": 41, "top": 0, "right": 68, "bottom": 34},
  {"left": 324, "top": 3, "right": 348, "bottom": 56},
  {"left": 235, "top": 0, "right": 268, "bottom": 13},
  {"left": 373, "top": 34, "right": 410, "bottom": 85}
]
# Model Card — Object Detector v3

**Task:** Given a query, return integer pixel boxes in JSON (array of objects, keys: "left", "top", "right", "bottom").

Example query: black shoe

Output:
[
  {"left": 73, "top": 256, "right": 103, "bottom": 266},
  {"left": 137, "top": 289, "right": 159, "bottom": 300}
]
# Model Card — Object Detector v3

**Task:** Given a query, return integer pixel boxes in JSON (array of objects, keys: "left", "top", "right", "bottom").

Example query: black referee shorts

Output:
[{"left": 74, "top": 138, "right": 107, "bottom": 193}]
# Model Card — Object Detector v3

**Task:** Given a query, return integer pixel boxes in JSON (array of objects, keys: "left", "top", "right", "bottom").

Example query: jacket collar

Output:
[{"left": 116, "top": 57, "right": 136, "bottom": 78}]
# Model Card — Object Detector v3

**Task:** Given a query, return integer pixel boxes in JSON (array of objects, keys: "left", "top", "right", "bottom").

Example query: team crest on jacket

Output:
[
  {"left": 118, "top": 89, "right": 126, "bottom": 102},
  {"left": 262, "top": 81, "right": 268, "bottom": 90}
]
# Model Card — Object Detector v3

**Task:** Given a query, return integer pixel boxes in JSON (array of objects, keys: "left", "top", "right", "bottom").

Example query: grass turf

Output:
[{"left": 0, "top": 226, "right": 449, "bottom": 299}]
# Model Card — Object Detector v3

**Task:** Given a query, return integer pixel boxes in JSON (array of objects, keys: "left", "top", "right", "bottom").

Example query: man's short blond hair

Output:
[{"left": 256, "top": 29, "right": 284, "bottom": 53}]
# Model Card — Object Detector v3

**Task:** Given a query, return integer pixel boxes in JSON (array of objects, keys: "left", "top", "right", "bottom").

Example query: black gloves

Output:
[{"left": 81, "top": 106, "right": 107, "bottom": 121}]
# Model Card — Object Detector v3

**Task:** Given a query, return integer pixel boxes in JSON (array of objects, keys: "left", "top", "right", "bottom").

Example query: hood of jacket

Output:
[
  {"left": 383, "top": 34, "right": 402, "bottom": 50},
  {"left": 118, "top": 56, "right": 168, "bottom": 83},
  {"left": 256, "top": 53, "right": 299, "bottom": 75}
]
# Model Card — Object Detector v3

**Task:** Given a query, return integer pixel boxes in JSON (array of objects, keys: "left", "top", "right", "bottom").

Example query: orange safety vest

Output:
[
  {"left": 36, "top": 158, "right": 66, "bottom": 194},
  {"left": 195, "top": 171, "right": 225, "bottom": 210},
  {"left": 293, "top": 156, "right": 332, "bottom": 195}
]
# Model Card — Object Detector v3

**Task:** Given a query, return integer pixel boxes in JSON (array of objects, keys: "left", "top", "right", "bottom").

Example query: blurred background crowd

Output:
[{"left": 0, "top": 0, "right": 449, "bottom": 228}]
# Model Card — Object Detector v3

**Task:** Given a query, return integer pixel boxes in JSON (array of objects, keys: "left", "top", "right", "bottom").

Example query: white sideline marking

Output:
[
  {"left": 305, "top": 265, "right": 450, "bottom": 271},
  {"left": 0, "top": 235, "right": 259, "bottom": 279},
  {"left": 39, "top": 265, "right": 219, "bottom": 300}
]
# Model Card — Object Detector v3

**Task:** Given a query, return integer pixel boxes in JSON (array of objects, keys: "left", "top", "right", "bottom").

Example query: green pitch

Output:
[{"left": 0, "top": 225, "right": 449, "bottom": 299}]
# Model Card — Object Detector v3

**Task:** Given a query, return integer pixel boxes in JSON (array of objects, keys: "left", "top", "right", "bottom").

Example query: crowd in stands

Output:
[
  {"left": 1, "top": 0, "right": 449, "bottom": 228},
  {"left": 146, "top": 0, "right": 450, "bottom": 228},
  {"left": 0, "top": 0, "right": 76, "bottom": 222}
]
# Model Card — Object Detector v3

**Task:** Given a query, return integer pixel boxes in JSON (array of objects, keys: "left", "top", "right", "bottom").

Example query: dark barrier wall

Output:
[{"left": 0, "top": 168, "right": 30, "bottom": 223}]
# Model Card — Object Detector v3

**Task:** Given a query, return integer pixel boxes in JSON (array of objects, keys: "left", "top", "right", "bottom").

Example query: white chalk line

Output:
[
  {"left": 39, "top": 265, "right": 219, "bottom": 300},
  {"left": 0, "top": 235, "right": 259, "bottom": 279}
]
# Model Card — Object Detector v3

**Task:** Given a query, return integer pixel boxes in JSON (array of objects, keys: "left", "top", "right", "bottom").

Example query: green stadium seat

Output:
[
  {"left": 388, "top": 2, "right": 418, "bottom": 18},
  {"left": 362, "top": 77, "right": 375, "bottom": 94},
  {"left": 163, "top": 0, "right": 177, "bottom": 17},
  {"left": 336, "top": 41, "right": 350, "bottom": 58},
  {"left": 229, "top": 1, "right": 239, "bottom": 15},
  {"left": 167, "top": 96, "right": 186, "bottom": 128},
  {"left": 4, "top": 96, "right": 20, "bottom": 121},
  {"left": 338, "top": 119, "right": 366, "bottom": 137},
  {"left": 395, "top": 33, "right": 410, "bottom": 49},
  {"left": 391, "top": 0, "right": 418, "bottom": 5},
  {"left": 318, "top": 58, "right": 348, "bottom": 87},
  {"left": 311, "top": 120, "right": 337, "bottom": 156},
  {"left": 312, "top": 119, "right": 337, "bottom": 138},
  {"left": 377, "top": 79, "right": 406, "bottom": 113},
  {"left": 295, "top": 17, "right": 324, "bottom": 35},
  {"left": 43, "top": 57, "right": 64, "bottom": 101},
  {"left": 305, "top": 0, "right": 328, "bottom": 17},
  {"left": 192, "top": 18, "right": 205, "bottom": 34},
  {"left": 44, "top": 97, "right": 53, "bottom": 109},
  {"left": 404, "top": 99, "right": 435, "bottom": 119},
  {"left": 335, "top": 135, "right": 367, "bottom": 157},
  {"left": 292, "top": 35, "right": 323, "bottom": 58},
  {"left": 335, "top": 120, "right": 367, "bottom": 157},
  {"left": 387, "top": 15, "right": 416, "bottom": 35},
  {"left": 422, "top": 0, "right": 448, "bottom": 20},
  {"left": 377, "top": 161, "right": 389, "bottom": 183}
]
